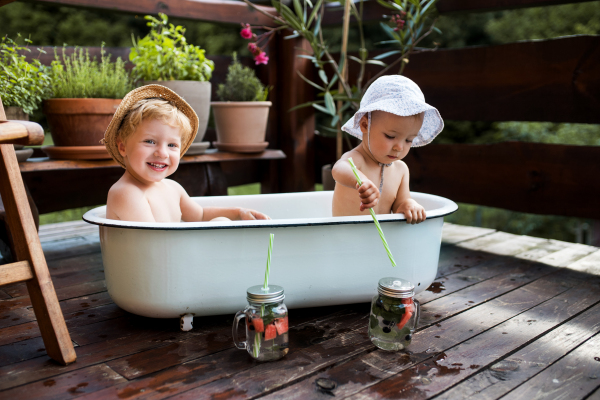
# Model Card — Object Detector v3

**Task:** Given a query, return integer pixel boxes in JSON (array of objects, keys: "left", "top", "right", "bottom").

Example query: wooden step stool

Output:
[{"left": 0, "top": 97, "right": 76, "bottom": 365}]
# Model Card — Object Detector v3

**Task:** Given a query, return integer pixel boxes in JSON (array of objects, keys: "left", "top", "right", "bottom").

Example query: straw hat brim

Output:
[{"left": 103, "top": 84, "right": 199, "bottom": 168}]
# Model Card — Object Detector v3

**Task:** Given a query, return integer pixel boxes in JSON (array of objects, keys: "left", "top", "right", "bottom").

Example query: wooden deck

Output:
[{"left": 1, "top": 221, "right": 599, "bottom": 399}]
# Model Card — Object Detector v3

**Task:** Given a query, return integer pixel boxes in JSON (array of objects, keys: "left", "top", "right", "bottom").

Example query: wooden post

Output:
[{"left": 273, "top": 33, "right": 316, "bottom": 192}]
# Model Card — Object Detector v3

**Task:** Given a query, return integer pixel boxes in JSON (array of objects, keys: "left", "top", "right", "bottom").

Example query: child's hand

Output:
[
  {"left": 239, "top": 208, "right": 271, "bottom": 220},
  {"left": 356, "top": 179, "right": 380, "bottom": 212},
  {"left": 396, "top": 199, "right": 426, "bottom": 224}
]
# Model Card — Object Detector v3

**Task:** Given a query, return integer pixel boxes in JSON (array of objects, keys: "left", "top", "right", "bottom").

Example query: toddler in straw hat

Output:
[
  {"left": 103, "top": 85, "right": 269, "bottom": 222},
  {"left": 332, "top": 75, "right": 443, "bottom": 224}
]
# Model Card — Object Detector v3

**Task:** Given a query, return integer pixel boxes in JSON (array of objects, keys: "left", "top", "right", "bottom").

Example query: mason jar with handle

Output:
[
  {"left": 369, "top": 277, "right": 420, "bottom": 351},
  {"left": 232, "top": 284, "right": 289, "bottom": 361}
]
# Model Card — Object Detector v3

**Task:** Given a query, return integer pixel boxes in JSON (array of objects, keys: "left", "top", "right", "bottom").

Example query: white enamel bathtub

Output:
[{"left": 83, "top": 191, "right": 457, "bottom": 319}]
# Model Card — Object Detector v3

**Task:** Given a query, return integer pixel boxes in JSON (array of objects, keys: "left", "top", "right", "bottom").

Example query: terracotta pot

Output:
[
  {"left": 43, "top": 98, "right": 121, "bottom": 146},
  {"left": 144, "top": 80, "right": 211, "bottom": 144},
  {"left": 211, "top": 101, "right": 271, "bottom": 152}
]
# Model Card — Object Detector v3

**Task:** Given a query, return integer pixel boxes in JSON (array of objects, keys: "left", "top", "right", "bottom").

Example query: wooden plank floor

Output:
[{"left": 1, "top": 221, "right": 599, "bottom": 399}]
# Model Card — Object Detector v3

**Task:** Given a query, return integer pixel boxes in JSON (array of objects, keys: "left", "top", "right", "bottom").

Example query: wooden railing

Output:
[{"left": 10, "top": 0, "right": 600, "bottom": 220}]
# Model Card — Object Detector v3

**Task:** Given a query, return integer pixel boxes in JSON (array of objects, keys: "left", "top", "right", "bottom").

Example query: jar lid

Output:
[
  {"left": 246, "top": 285, "right": 285, "bottom": 304},
  {"left": 377, "top": 277, "right": 414, "bottom": 298}
]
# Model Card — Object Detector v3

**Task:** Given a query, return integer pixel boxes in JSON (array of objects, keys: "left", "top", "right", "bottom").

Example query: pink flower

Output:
[
  {"left": 254, "top": 51, "right": 269, "bottom": 65},
  {"left": 240, "top": 24, "right": 253, "bottom": 39},
  {"left": 248, "top": 42, "right": 260, "bottom": 55}
]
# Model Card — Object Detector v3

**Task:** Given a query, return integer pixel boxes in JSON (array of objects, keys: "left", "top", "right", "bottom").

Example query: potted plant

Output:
[
  {"left": 130, "top": 13, "right": 215, "bottom": 155},
  {"left": 0, "top": 35, "right": 52, "bottom": 162},
  {"left": 211, "top": 53, "right": 271, "bottom": 153},
  {"left": 240, "top": 0, "right": 440, "bottom": 188},
  {"left": 43, "top": 44, "right": 134, "bottom": 159}
]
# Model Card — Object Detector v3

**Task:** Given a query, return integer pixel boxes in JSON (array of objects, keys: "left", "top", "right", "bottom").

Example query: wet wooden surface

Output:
[{"left": 1, "top": 221, "right": 599, "bottom": 399}]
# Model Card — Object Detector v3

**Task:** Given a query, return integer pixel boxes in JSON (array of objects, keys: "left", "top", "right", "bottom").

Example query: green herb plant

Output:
[
  {"left": 130, "top": 13, "right": 214, "bottom": 82},
  {"left": 0, "top": 35, "right": 52, "bottom": 114},
  {"left": 217, "top": 53, "right": 269, "bottom": 102},
  {"left": 50, "top": 44, "right": 134, "bottom": 99},
  {"left": 241, "top": 0, "right": 439, "bottom": 158}
]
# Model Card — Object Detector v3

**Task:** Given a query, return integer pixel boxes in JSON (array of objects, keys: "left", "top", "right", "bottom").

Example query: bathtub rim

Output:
[{"left": 82, "top": 191, "right": 458, "bottom": 231}]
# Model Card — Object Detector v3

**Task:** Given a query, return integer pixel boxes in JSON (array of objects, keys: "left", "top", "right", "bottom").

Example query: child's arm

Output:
[
  {"left": 392, "top": 162, "right": 426, "bottom": 224},
  {"left": 176, "top": 182, "right": 270, "bottom": 221},
  {"left": 202, "top": 207, "right": 270, "bottom": 221},
  {"left": 332, "top": 152, "right": 379, "bottom": 211},
  {"left": 106, "top": 185, "right": 156, "bottom": 222}
]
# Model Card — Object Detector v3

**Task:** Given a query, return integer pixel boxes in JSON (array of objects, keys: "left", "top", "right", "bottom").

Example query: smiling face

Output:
[
  {"left": 117, "top": 118, "right": 182, "bottom": 185},
  {"left": 360, "top": 111, "right": 424, "bottom": 164}
]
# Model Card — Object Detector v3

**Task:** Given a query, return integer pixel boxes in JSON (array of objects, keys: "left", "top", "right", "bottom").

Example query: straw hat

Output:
[{"left": 102, "top": 84, "right": 199, "bottom": 168}]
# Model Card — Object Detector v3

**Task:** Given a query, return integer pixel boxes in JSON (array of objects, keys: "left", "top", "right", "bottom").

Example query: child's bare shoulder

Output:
[
  {"left": 162, "top": 178, "right": 184, "bottom": 191},
  {"left": 342, "top": 148, "right": 367, "bottom": 166},
  {"left": 107, "top": 178, "right": 145, "bottom": 206},
  {"left": 391, "top": 159, "right": 409, "bottom": 173}
]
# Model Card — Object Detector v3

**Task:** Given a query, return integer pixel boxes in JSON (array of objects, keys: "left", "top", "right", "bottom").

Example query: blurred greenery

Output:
[
  {"left": 0, "top": 2, "right": 248, "bottom": 55},
  {"left": 227, "top": 183, "right": 261, "bottom": 196},
  {"left": 39, "top": 205, "right": 100, "bottom": 225},
  {"left": 3, "top": 1, "right": 599, "bottom": 243},
  {"left": 445, "top": 203, "right": 587, "bottom": 243}
]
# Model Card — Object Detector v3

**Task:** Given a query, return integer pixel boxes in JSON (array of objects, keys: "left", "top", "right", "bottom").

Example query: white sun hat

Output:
[{"left": 341, "top": 75, "right": 444, "bottom": 147}]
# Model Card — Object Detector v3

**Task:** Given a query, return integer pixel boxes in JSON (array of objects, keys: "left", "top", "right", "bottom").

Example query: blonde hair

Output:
[{"left": 117, "top": 98, "right": 193, "bottom": 146}]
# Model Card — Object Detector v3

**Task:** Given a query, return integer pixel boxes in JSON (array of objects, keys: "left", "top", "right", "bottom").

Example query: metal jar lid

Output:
[
  {"left": 246, "top": 285, "right": 285, "bottom": 304},
  {"left": 377, "top": 277, "right": 414, "bottom": 299}
]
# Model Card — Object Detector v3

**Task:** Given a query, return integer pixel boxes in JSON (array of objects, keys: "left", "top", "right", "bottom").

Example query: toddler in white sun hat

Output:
[{"left": 331, "top": 75, "right": 444, "bottom": 223}]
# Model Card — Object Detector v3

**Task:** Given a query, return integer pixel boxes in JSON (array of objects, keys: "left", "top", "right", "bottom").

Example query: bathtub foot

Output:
[{"left": 180, "top": 314, "right": 194, "bottom": 331}]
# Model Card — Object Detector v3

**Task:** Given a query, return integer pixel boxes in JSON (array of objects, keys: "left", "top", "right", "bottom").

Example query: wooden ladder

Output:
[{"left": 0, "top": 97, "right": 76, "bottom": 365}]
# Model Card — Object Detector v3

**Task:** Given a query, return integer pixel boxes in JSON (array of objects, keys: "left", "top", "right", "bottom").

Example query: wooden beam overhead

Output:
[
  {"left": 26, "top": 0, "right": 278, "bottom": 26},
  {"left": 323, "top": 0, "right": 595, "bottom": 25},
  {"left": 437, "top": 0, "right": 596, "bottom": 13}
]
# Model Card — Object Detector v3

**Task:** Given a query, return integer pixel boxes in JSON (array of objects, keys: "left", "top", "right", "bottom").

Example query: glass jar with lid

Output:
[
  {"left": 369, "top": 277, "right": 420, "bottom": 351},
  {"left": 232, "top": 284, "right": 289, "bottom": 361}
]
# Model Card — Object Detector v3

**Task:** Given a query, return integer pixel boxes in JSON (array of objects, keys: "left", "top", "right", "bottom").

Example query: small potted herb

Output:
[
  {"left": 43, "top": 44, "right": 134, "bottom": 158},
  {"left": 211, "top": 53, "right": 271, "bottom": 153},
  {"left": 130, "top": 13, "right": 215, "bottom": 154},
  {"left": 0, "top": 35, "right": 52, "bottom": 161}
]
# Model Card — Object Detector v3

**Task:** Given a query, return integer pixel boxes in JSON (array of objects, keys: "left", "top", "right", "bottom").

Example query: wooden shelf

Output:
[{"left": 19, "top": 149, "right": 286, "bottom": 172}]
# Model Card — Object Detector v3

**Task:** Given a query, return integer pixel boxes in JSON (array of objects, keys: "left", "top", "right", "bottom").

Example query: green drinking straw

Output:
[
  {"left": 255, "top": 233, "right": 275, "bottom": 358},
  {"left": 348, "top": 158, "right": 397, "bottom": 267},
  {"left": 263, "top": 233, "right": 274, "bottom": 289}
]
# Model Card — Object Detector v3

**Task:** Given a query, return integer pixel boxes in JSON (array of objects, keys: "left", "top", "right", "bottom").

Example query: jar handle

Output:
[
  {"left": 232, "top": 310, "right": 247, "bottom": 350},
  {"left": 413, "top": 299, "right": 421, "bottom": 329}
]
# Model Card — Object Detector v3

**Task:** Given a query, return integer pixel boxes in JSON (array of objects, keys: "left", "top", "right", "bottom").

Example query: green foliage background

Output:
[
  {"left": 0, "top": 2, "right": 248, "bottom": 55},
  {"left": 2, "top": 1, "right": 600, "bottom": 242}
]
